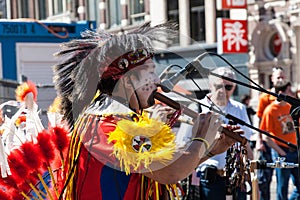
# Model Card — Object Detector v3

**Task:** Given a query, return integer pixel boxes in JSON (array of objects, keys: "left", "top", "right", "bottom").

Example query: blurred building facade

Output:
[{"left": 1, "top": 0, "right": 300, "bottom": 103}]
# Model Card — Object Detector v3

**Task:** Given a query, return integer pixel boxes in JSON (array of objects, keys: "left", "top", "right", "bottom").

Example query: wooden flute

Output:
[{"left": 153, "top": 92, "right": 247, "bottom": 146}]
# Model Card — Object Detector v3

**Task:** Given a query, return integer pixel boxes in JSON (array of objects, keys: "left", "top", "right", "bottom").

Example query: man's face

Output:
[
  {"left": 210, "top": 79, "right": 235, "bottom": 106},
  {"left": 272, "top": 69, "right": 285, "bottom": 86},
  {"left": 128, "top": 59, "right": 160, "bottom": 109}
]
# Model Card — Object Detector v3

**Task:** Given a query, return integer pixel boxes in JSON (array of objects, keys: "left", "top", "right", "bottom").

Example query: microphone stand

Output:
[
  {"left": 168, "top": 89, "right": 297, "bottom": 150},
  {"left": 158, "top": 51, "right": 300, "bottom": 173},
  {"left": 209, "top": 71, "right": 300, "bottom": 156},
  {"left": 290, "top": 105, "right": 300, "bottom": 176},
  {"left": 193, "top": 53, "right": 300, "bottom": 175}
]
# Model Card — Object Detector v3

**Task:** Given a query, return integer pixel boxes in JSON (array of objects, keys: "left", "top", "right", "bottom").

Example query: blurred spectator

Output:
[
  {"left": 260, "top": 80, "right": 300, "bottom": 200},
  {"left": 197, "top": 67, "right": 252, "bottom": 200},
  {"left": 256, "top": 66, "right": 286, "bottom": 200}
]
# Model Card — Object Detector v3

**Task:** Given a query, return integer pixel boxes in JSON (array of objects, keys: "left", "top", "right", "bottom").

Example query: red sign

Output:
[
  {"left": 217, "top": 0, "right": 247, "bottom": 10},
  {"left": 217, "top": 18, "right": 248, "bottom": 54}
]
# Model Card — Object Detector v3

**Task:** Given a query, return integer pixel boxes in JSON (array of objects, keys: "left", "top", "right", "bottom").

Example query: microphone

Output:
[
  {"left": 159, "top": 65, "right": 174, "bottom": 80},
  {"left": 160, "top": 61, "right": 197, "bottom": 92},
  {"left": 160, "top": 53, "right": 211, "bottom": 93}
]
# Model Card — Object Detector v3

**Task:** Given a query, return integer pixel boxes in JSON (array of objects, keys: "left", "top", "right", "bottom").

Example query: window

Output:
[
  {"left": 167, "top": 0, "right": 178, "bottom": 23},
  {"left": 167, "top": 0, "right": 205, "bottom": 42},
  {"left": 87, "top": 0, "right": 99, "bottom": 22},
  {"left": 54, "top": 0, "right": 64, "bottom": 14},
  {"left": 20, "top": 0, "right": 29, "bottom": 18},
  {"left": 130, "top": 0, "right": 145, "bottom": 24},
  {"left": 190, "top": 0, "right": 205, "bottom": 42},
  {"left": 38, "top": 0, "right": 47, "bottom": 19},
  {"left": 167, "top": 0, "right": 179, "bottom": 44},
  {"left": 0, "top": 0, "right": 6, "bottom": 18},
  {"left": 108, "top": 0, "right": 121, "bottom": 28},
  {"left": 49, "top": 0, "right": 66, "bottom": 16}
]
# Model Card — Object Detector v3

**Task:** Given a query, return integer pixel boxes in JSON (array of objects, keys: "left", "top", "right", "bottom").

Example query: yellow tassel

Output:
[
  {"left": 165, "top": 185, "right": 174, "bottom": 200},
  {"left": 170, "top": 184, "right": 179, "bottom": 199},
  {"left": 141, "top": 175, "right": 144, "bottom": 200},
  {"left": 28, "top": 182, "right": 45, "bottom": 200},
  {"left": 20, "top": 192, "right": 32, "bottom": 200},
  {"left": 155, "top": 181, "right": 159, "bottom": 200},
  {"left": 37, "top": 173, "right": 54, "bottom": 200},
  {"left": 64, "top": 115, "right": 86, "bottom": 199},
  {"left": 173, "top": 184, "right": 179, "bottom": 200},
  {"left": 48, "top": 166, "right": 59, "bottom": 198}
]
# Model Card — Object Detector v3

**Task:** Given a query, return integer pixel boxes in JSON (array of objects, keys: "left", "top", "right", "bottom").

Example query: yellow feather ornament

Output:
[{"left": 107, "top": 114, "right": 176, "bottom": 175}]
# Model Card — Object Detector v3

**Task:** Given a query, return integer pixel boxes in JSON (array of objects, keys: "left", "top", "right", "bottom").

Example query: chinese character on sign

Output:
[
  {"left": 217, "top": 18, "right": 248, "bottom": 54},
  {"left": 217, "top": 0, "right": 247, "bottom": 10},
  {"left": 223, "top": 21, "right": 247, "bottom": 51}
]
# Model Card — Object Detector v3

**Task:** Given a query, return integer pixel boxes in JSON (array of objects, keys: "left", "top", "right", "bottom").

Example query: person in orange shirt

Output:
[
  {"left": 257, "top": 67, "right": 286, "bottom": 129},
  {"left": 260, "top": 80, "right": 300, "bottom": 200},
  {"left": 256, "top": 67, "right": 286, "bottom": 200}
]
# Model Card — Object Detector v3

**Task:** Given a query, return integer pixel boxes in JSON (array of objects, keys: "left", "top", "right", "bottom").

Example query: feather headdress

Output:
[{"left": 53, "top": 22, "right": 177, "bottom": 128}]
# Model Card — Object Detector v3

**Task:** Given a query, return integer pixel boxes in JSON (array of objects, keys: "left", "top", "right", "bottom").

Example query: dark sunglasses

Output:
[
  {"left": 214, "top": 84, "right": 234, "bottom": 91},
  {"left": 272, "top": 67, "right": 283, "bottom": 72}
]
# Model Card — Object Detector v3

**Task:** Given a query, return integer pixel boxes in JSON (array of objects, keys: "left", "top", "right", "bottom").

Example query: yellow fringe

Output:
[
  {"left": 37, "top": 173, "right": 54, "bottom": 200},
  {"left": 166, "top": 185, "right": 174, "bottom": 200},
  {"left": 48, "top": 166, "right": 59, "bottom": 199},
  {"left": 141, "top": 175, "right": 144, "bottom": 200},
  {"left": 28, "top": 182, "right": 45, "bottom": 200},
  {"left": 48, "top": 97, "right": 61, "bottom": 113},
  {"left": 107, "top": 114, "right": 176, "bottom": 174},
  {"left": 20, "top": 192, "right": 32, "bottom": 200},
  {"left": 64, "top": 115, "right": 87, "bottom": 199},
  {"left": 173, "top": 184, "right": 179, "bottom": 199},
  {"left": 155, "top": 181, "right": 159, "bottom": 200}
]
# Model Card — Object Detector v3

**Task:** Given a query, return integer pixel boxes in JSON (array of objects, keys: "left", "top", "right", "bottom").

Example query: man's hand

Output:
[
  {"left": 192, "top": 112, "right": 222, "bottom": 139},
  {"left": 207, "top": 124, "right": 245, "bottom": 156},
  {"left": 145, "top": 103, "right": 174, "bottom": 122},
  {"left": 192, "top": 112, "right": 245, "bottom": 157}
]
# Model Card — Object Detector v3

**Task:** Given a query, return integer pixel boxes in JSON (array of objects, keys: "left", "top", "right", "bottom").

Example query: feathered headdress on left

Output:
[{"left": 53, "top": 22, "right": 177, "bottom": 129}]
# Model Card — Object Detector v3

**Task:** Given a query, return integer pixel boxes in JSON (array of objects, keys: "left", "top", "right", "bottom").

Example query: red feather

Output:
[
  {"left": 21, "top": 142, "right": 42, "bottom": 170},
  {"left": 0, "top": 189, "right": 10, "bottom": 200},
  {"left": 0, "top": 187, "right": 20, "bottom": 200},
  {"left": 7, "top": 149, "right": 40, "bottom": 194},
  {"left": 10, "top": 191, "right": 25, "bottom": 200},
  {"left": 0, "top": 177, "right": 18, "bottom": 191},
  {"left": 7, "top": 149, "right": 32, "bottom": 183},
  {"left": 18, "top": 182, "right": 31, "bottom": 196},
  {"left": 37, "top": 130, "right": 55, "bottom": 163},
  {"left": 15, "top": 80, "right": 38, "bottom": 102},
  {"left": 51, "top": 126, "right": 70, "bottom": 152}
]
